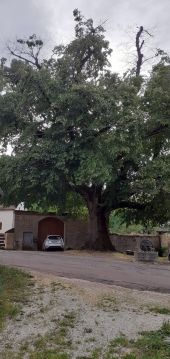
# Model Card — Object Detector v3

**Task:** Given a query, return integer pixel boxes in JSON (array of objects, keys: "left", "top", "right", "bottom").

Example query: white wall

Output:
[{"left": 0, "top": 210, "right": 14, "bottom": 233}]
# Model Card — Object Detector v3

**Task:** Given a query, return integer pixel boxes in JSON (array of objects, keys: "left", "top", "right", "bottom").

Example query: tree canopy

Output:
[{"left": 0, "top": 10, "right": 170, "bottom": 249}]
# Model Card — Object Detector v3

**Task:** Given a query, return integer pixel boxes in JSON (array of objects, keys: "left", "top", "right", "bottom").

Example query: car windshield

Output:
[{"left": 48, "top": 236, "right": 62, "bottom": 241}]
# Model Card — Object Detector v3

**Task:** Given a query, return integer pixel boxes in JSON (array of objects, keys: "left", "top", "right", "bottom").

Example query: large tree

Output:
[{"left": 0, "top": 10, "right": 170, "bottom": 249}]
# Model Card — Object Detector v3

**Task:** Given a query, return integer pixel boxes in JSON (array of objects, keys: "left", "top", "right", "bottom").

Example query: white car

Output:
[{"left": 42, "top": 235, "right": 64, "bottom": 251}]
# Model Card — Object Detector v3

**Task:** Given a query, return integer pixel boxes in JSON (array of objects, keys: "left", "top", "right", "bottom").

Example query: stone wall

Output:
[
  {"left": 135, "top": 251, "right": 158, "bottom": 263},
  {"left": 14, "top": 211, "right": 89, "bottom": 250},
  {"left": 64, "top": 219, "right": 89, "bottom": 249},
  {"left": 14, "top": 212, "right": 47, "bottom": 249},
  {"left": 159, "top": 233, "right": 170, "bottom": 248},
  {"left": 12, "top": 211, "right": 165, "bottom": 252},
  {"left": 110, "top": 233, "right": 161, "bottom": 253}
]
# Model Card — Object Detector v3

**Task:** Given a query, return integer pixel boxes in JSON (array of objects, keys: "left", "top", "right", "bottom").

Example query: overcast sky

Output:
[{"left": 0, "top": 0, "right": 169, "bottom": 73}]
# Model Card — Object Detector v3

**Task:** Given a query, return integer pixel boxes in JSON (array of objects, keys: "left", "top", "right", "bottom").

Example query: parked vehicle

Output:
[{"left": 42, "top": 235, "right": 64, "bottom": 251}]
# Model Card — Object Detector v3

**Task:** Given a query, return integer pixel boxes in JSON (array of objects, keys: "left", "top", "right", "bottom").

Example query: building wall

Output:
[
  {"left": 64, "top": 219, "right": 89, "bottom": 249},
  {"left": 160, "top": 233, "right": 170, "bottom": 248},
  {"left": 5, "top": 232, "right": 15, "bottom": 250},
  {"left": 110, "top": 233, "right": 161, "bottom": 253},
  {"left": 14, "top": 212, "right": 59, "bottom": 249},
  {"left": 12, "top": 210, "right": 163, "bottom": 252},
  {"left": 0, "top": 210, "right": 14, "bottom": 234},
  {"left": 14, "top": 211, "right": 89, "bottom": 250}
]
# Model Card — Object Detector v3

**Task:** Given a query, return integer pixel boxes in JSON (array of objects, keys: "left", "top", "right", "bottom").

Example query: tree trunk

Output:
[
  {"left": 87, "top": 207, "right": 114, "bottom": 251},
  {"left": 78, "top": 188, "right": 114, "bottom": 251}
]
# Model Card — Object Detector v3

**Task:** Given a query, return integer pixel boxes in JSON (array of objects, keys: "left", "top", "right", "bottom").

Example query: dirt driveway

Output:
[{"left": 0, "top": 250, "right": 170, "bottom": 293}]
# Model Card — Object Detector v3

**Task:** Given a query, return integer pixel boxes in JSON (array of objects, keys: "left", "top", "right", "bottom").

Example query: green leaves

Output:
[{"left": 0, "top": 10, "right": 169, "bottom": 228}]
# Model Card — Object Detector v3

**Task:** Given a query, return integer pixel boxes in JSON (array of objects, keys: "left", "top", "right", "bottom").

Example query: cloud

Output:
[
  {"left": 0, "top": 0, "right": 51, "bottom": 37},
  {"left": 0, "top": 0, "right": 52, "bottom": 57},
  {"left": 0, "top": 0, "right": 169, "bottom": 73}
]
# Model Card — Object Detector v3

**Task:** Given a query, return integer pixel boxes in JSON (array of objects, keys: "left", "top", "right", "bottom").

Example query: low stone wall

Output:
[
  {"left": 135, "top": 250, "right": 158, "bottom": 263},
  {"left": 110, "top": 233, "right": 160, "bottom": 253}
]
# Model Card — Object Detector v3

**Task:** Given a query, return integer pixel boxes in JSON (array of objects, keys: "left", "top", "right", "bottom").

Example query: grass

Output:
[
  {"left": 148, "top": 306, "right": 170, "bottom": 315},
  {"left": 85, "top": 337, "right": 96, "bottom": 343},
  {"left": 30, "top": 311, "right": 77, "bottom": 358},
  {"left": 59, "top": 311, "right": 76, "bottom": 330},
  {"left": 90, "top": 349, "right": 102, "bottom": 359},
  {"left": 0, "top": 353, "right": 70, "bottom": 359},
  {"left": 111, "top": 334, "right": 129, "bottom": 347},
  {"left": 104, "top": 335, "right": 130, "bottom": 359},
  {"left": 0, "top": 271, "right": 77, "bottom": 359},
  {"left": 0, "top": 265, "right": 33, "bottom": 329},
  {"left": 0, "top": 310, "right": 77, "bottom": 359},
  {"left": 51, "top": 282, "right": 67, "bottom": 292},
  {"left": 30, "top": 351, "right": 70, "bottom": 359},
  {"left": 97, "top": 295, "right": 118, "bottom": 312},
  {"left": 134, "top": 321, "right": 170, "bottom": 358},
  {"left": 104, "top": 321, "right": 170, "bottom": 359},
  {"left": 76, "top": 348, "right": 101, "bottom": 359}
]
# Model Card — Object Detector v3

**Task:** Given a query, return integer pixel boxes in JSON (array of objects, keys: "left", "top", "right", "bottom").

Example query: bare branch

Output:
[
  {"left": 7, "top": 35, "right": 43, "bottom": 70},
  {"left": 135, "top": 27, "right": 156, "bottom": 76},
  {"left": 144, "top": 29, "right": 153, "bottom": 37},
  {"left": 142, "top": 55, "right": 157, "bottom": 64},
  {"left": 7, "top": 46, "right": 41, "bottom": 69},
  {"left": 135, "top": 26, "right": 144, "bottom": 76}
]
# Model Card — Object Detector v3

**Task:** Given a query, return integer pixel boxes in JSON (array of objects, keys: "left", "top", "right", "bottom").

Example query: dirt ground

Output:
[{"left": 1, "top": 271, "right": 170, "bottom": 358}]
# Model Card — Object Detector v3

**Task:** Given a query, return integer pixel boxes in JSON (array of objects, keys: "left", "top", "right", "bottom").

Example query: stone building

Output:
[
  {"left": 0, "top": 207, "right": 169, "bottom": 252},
  {"left": 0, "top": 208, "right": 89, "bottom": 250}
]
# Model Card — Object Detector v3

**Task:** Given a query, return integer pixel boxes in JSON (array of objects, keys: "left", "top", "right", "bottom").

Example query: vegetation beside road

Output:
[
  {"left": 104, "top": 321, "right": 170, "bottom": 359},
  {"left": 0, "top": 265, "right": 33, "bottom": 330}
]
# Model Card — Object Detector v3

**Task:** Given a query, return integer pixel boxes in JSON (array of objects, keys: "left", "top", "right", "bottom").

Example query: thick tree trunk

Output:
[
  {"left": 87, "top": 207, "right": 114, "bottom": 251},
  {"left": 78, "top": 187, "right": 114, "bottom": 251}
]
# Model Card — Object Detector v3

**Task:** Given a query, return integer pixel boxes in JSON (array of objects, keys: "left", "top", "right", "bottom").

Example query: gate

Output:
[{"left": 38, "top": 217, "right": 64, "bottom": 250}]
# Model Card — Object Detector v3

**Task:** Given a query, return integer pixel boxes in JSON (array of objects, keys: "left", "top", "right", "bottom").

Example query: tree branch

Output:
[
  {"left": 116, "top": 201, "right": 146, "bottom": 210},
  {"left": 7, "top": 47, "right": 42, "bottom": 70},
  {"left": 147, "top": 123, "right": 169, "bottom": 137},
  {"left": 136, "top": 26, "right": 144, "bottom": 76}
]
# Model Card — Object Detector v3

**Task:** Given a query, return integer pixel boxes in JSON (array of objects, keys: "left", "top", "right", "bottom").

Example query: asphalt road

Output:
[{"left": 0, "top": 250, "right": 170, "bottom": 293}]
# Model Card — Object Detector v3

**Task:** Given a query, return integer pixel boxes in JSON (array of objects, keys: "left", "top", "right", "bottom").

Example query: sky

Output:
[{"left": 0, "top": 0, "right": 169, "bottom": 73}]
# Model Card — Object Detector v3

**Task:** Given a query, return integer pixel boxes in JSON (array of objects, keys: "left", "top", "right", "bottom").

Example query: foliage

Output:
[
  {"left": 109, "top": 211, "right": 144, "bottom": 234},
  {"left": 0, "top": 10, "right": 170, "bottom": 247}
]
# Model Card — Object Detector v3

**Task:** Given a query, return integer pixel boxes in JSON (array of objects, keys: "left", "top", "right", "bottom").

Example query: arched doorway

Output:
[{"left": 38, "top": 217, "right": 64, "bottom": 250}]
